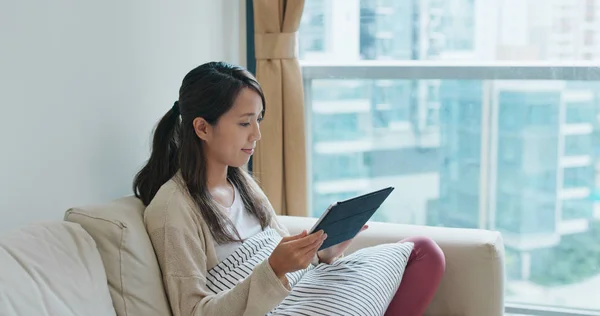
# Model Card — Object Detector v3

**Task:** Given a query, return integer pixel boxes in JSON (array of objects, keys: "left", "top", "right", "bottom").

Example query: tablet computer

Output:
[{"left": 309, "top": 187, "right": 394, "bottom": 251}]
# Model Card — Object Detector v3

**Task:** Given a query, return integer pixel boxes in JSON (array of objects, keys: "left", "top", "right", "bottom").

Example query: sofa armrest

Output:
[{"left": 277, "top": 216, "right": 505, "bottom": 316}]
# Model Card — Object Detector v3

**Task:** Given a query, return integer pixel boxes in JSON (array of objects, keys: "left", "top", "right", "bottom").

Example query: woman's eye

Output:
[{"left": 240, "top": 117, "right": 262, "bottom": 127}]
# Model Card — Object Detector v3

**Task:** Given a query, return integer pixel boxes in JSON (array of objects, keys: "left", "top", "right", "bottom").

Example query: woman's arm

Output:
[
  {"left": 145, "top": 191, "right": 289, "bottom": 316},
  {"left": 161, "top": 251, "right": 288, "bottom": 316}
]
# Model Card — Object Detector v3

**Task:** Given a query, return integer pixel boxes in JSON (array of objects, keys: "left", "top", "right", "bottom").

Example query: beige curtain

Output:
[{"left": 252, "top": 0, "right": 307, "bottom": 217}]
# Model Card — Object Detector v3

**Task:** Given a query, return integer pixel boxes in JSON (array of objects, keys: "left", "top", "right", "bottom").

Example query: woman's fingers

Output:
[
  {"left": 288, "top": 230, "right": 325, "bottom": 249},
  {"left": 302, "top": 237, "right": 325, "bottom": 257},
  {"left": 281, "top": 230, "right": 307, "bottom": 242}
]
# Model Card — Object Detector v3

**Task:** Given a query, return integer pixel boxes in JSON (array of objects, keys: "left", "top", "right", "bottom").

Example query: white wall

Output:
[{"left": 0, "top": 0, "right": 246, "bottom": 231}]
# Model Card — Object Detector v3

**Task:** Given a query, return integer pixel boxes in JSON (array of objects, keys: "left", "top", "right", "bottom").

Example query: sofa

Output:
[{"left": 0, "top": 196, "right": 505, "bottom": 316}]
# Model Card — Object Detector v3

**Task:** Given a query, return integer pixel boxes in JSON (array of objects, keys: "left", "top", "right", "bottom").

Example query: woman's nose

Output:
[{"left": 251, "top": 123, "right": 261, "bottom": 141}]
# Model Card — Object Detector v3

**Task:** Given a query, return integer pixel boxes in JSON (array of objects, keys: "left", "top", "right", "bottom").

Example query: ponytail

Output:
[{"left": 133, "top": 101, "right": 181, "bottom": 206}]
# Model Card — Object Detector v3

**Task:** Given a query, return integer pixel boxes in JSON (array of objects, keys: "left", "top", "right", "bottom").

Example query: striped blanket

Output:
[{"left": 206, "top": 228, "right": 413, "bottom": 316}]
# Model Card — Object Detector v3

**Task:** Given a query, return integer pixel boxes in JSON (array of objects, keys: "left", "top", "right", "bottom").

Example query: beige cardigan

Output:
[{"left": 144, "top": 174, "right": 298, "bottom": 316}]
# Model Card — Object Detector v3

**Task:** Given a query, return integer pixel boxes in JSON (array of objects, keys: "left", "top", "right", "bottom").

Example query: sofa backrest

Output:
[
  {"left": 0, "top": 221, "right": 116, "bottom": 316},
  {"left": 65, "top": 196, "right": 171, "bottom": 316}
]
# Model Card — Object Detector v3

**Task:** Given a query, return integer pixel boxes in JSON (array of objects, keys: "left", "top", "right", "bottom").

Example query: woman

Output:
[{"left": 135, "top": 61, "right": 445, "bottom": 316}]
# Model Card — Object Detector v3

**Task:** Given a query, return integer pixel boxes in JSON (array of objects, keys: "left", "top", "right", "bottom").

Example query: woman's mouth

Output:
[{"left": 242, "top": 148, "right": 254, "bottom": 155}]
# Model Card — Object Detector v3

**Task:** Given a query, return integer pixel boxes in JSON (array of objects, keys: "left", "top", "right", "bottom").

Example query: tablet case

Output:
[{"left": 311, "top": 187, "right": 394, "bottom": 251}]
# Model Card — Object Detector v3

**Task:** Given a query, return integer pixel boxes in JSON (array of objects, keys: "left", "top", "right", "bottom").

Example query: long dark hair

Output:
[{"left": 133, "top": 62, "right": 271, "bottom": 243}]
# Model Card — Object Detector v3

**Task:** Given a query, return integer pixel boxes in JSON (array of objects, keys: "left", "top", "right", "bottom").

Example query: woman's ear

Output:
[{"left": 193, "top": 117, "right": 211, "bottom": 141}]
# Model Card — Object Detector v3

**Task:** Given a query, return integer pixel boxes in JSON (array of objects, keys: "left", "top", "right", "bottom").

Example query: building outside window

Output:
[{"left": 299, "top": 0, "right": 600, "bottom": 312}]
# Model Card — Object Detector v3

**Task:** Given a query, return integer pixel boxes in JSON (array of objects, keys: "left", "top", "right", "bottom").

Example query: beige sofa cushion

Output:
[
  {"left": 0, "top": 221, "right": 116, "bottom": 316},
  {"left": 64, "top": 196, "right": 171, "bottom": 316}
]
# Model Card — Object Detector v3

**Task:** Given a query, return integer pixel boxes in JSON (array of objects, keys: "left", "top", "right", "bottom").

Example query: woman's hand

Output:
[
  {"left": 317, "top": 225, "right": 369, "bottom": 264},
  {"left": 269, "top": 230, "right": 328, "bottom": 280}
]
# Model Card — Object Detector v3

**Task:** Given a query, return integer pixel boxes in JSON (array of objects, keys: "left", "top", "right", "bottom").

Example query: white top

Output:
[{"left": 214, "top": 185, "right": 263, "bottom": 262}]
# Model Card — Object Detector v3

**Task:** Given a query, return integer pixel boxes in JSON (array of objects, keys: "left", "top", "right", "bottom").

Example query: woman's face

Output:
[{"left": 195, "top": 87, "right": 263, "bottom": 168}]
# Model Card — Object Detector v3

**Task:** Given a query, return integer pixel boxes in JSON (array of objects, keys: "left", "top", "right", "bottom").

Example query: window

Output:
[
  {"left": 298, "top": 0, "right": 327, "bottom": 58},
  {"left": 312, "top": 152, "right": 368, "bottom": 182},
  {"left": 566, "top": 101, "right": 598, "bottom": 124},
  {"left": 563, "top": 166, "right": 595, "bottom": 189},
  {"left": 586, "top": 0, "right": 596, "bottom": 22},
  {"left": 585, "top": 30, "right": 595, "bottom": 46},
  {"left": 298, "top": 0, "right": 600, "bottom": 313},
  {"left": 564, "top": 134, "right": 593, "bottom": 157},
  {"left": 563, "top": 199, "right": 594, "bottom": 220},
  {"left": 560, "top": 18, "right": 572, "bottom": 32},
  {"left": 312, "top": 112, "right": 364, "bottom": 142}
]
